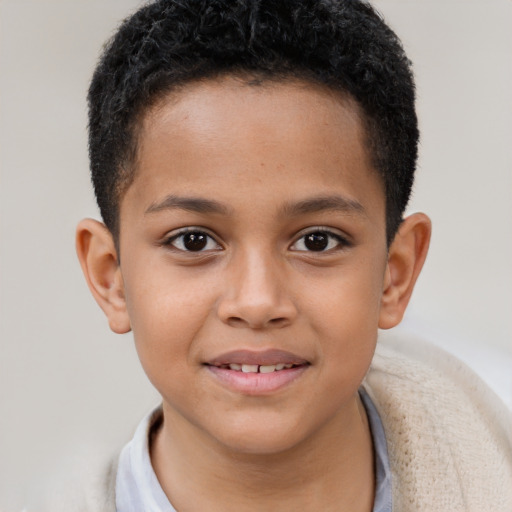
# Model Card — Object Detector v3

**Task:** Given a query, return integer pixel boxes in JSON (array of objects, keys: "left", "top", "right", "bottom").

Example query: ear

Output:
[
  {"left": 379, "top": 213, "right": 431, "bottom": 329},
  {"left": 76, "top": 219, "right": 131, "bottom": 334}
]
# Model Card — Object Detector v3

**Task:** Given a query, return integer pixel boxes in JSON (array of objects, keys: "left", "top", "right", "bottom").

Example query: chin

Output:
[
  {"left": 221, "top": 434, "right": 303, "bottom": 457},
  {"left": 206, "top": 415, "right": 313, "bottom": 456}
]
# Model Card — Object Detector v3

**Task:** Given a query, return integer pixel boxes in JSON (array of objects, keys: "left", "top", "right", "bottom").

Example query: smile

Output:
[
  {"left": 205, "top": 350, "right": 310, "bottom": 395},
  {"left": 211, "top": 363, "right": 301, "bottom": 373}
]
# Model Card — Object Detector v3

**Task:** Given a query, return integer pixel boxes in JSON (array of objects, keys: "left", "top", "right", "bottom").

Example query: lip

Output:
[
  {"left": 206, "top": 349, "right": 309, "bottom": 367},
  {"left": 205, "top": 349, "right": 310, "bottom": 395},
  {"left": 206, "top": 364, "right": 308, "bottom": 395}
]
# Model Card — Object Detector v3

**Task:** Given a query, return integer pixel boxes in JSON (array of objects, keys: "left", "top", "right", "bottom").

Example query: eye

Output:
[
  {"left": 165, "top": 229, "right": 221, "bottom": 252},
  {"left": 290, "top": 229, "right": 348, "bottom": 252}
]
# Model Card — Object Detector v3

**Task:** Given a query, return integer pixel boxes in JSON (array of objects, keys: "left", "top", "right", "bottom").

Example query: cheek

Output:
[
  {"left": 124, "top": 256, "right": 217, "bottom": 329},
  {"left": 316, "top": 308, "right": 377, "bottom": 405},
  {"left": 307, "top": 258, "right": 385, "bottom": 331},
  {"left": 123, "top": 266, "right": 219, "bottom": 374},
  {"left": 309, "top": 261, "right": 384, "bottom": 376}
]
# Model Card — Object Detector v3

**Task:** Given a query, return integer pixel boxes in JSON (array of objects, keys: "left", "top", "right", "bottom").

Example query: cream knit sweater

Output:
[
  {"left": 364, "top": 334, "right": 512, "bottom": 511},
  {"left": 42, "top": 335, "right": 512, "bottom": 511}
]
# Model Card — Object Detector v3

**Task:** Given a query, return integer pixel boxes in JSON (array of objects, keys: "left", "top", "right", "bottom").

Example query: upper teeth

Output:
[{"left": 231, "top": 363, "right": 294, "bottom": 373}]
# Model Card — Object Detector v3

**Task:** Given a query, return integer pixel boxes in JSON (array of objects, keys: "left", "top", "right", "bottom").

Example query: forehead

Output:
[{"left": 123, "top": 77, "right": 383, "bottom": 221}]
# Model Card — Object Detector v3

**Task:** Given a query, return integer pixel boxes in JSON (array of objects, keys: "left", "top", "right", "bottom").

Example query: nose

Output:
[{"left": 216, "top": 249, "right": 298, "bottom": 329}]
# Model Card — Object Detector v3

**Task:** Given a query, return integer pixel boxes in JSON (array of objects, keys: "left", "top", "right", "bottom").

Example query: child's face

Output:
[{"left": 118, "top": 78, "right": 390, "bottom": 454}]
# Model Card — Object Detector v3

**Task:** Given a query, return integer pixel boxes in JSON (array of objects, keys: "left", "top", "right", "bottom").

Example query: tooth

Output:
[
  {"left": 241, "top": 364, "right": 259, "bottom": 373},
  {"left": 259, "top": 365, "right": 276, "bottom": 373},
  {"left": 229, "top": 363, "right": 241, "bottom": 371},
  {"left": 283, "top": 364, "right": 293, "bottom": 369},
  {"left": 275, "top": 364, "right": 285, "bottom": 371}
]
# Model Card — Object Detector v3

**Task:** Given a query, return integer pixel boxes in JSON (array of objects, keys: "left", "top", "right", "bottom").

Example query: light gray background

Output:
[{"left": 1, "top": 0, "right": 511, "bottom": 509}]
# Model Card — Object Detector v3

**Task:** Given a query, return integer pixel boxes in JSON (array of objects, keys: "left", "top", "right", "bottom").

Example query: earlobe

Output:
[
  {"left": 76, "top": 219, "right": 131, "bottom": 334},
  {"left": 378, "top": 213, "right": 431, "bottom": 329}
]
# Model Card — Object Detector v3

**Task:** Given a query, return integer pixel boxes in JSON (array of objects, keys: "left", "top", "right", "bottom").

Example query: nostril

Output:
[
  {"left": 225, "top": 315, "right": 289, "bottom": 329},
  {"left": 269, "top": 317, "right": 287, "bottom": 325},
  {"left": 226, "top": 317, "right": 247, "bottom": 328}
]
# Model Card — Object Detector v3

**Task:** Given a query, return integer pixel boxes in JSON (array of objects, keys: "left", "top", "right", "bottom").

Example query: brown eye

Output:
[
  {"left": 304, "top": 232, "right": 329, "bottom": 251},
  {"left": 167, "top": 230, "right": 221, "bottom": 252},
  {"left": 290, "top": 229, "right": 348, "bottom": 253},
  {"left": 183, "top": 232, "right": 207, "bottom": 251}
]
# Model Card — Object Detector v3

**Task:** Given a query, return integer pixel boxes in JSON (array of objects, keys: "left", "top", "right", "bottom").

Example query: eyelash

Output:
[
  {"left": 290, "top": 228, "right": 350, "bottom": 253},
  {"left": 163, "top": 227, "right": 350, "bottom": 254},
  {"left": 164, "top": 228, "right": 221, "bottom": 252}
]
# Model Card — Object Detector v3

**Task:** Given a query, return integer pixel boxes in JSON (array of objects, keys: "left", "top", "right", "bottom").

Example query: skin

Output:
[{"left": 77, "top": 77, "right": 431, "bottom": 511}]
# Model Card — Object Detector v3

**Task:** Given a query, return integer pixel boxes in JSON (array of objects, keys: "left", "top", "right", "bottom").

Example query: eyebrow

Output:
[
  {"left": 280, "top": 195, "right": 366, "bottom": 217},
  {"left": 145, "top": 195, "right": 231, "bottom": 215},
  {"left": 145, "top": 193, "right": 365, "bottom": 218}
]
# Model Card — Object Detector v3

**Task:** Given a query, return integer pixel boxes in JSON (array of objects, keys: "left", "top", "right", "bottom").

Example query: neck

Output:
[{"left": 151, "top": 393, "right": 375, "bottom": 512}]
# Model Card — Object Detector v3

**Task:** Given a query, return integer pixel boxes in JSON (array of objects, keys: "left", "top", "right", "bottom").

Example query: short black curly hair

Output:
[{"left": 88, "top": 0, "right": 418, "bottom": 246}]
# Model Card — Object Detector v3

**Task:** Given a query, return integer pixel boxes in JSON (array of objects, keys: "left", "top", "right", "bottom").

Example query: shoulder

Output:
[
  {"left": 34, "top": 447, "right": 118, "bottom": 512},
  {"left": 363, "top": 332, "right": 512, "bottom": 512}
]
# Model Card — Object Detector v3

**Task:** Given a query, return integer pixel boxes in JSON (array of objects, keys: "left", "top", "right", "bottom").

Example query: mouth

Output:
[
  {"left": 207, "top": 362, "right": 304, "bottom": 373},
  {"left": 204, "top": 349, "right": 310, "bottom": 395}
]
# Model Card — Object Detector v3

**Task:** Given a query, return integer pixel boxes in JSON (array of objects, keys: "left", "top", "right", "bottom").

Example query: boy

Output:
[{"left": 60, "top": 0, "right": 511, "bottom": 510}]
